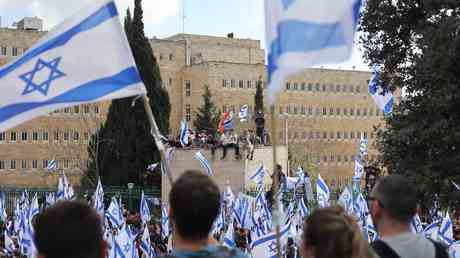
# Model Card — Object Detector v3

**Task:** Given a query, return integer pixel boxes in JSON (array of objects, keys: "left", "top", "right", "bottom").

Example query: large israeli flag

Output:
[
  {"left": 265, "top": 0, "right": 362, "bottom": 102},
  {"left": 0, "top": 0, "right": 146, "bottom": 133},
  {"left": 251, "top": 222, "right": 291, "bottom": 258},
  {"left": 316, "top": 174, "right": 330, "bottom": 208},
  {"left": 368, "top": 65, "right": 393, "bottom": 115}
]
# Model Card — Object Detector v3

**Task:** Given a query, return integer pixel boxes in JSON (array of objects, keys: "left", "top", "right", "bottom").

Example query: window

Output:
[
  {"left": 301, "top": 83, "right": 306, "bottom": 91},
  {"left": 84, "top": 132, "right": 89, "bottom": 141},
  {"left": 32, "top": 160, "right": 38, "bottom": 169},
  {"left": 10, "top": 160, "right": 16, "bottom": 169},
  {"left": 231, "top": 80, "right": 235, "bottom": 88},
  {"left": 350, "top": 108, "right": 354, "bottom": 116},
  {"left": 323, "top": 132, "right": 327, "bottom": 139},
  {"left": 322, "top": 107, "right": 327, "bottom": 116},
  {"left": 43, "top": 131, "right": 49, "bottom": 141},
  {"left": 222, "top": 79, "right": 228, "bottom": 88},
  {"left": 330, "top": 132, "right": 335, "bottom": 139},
  {"left": 308, "top": 83, "right": 312, "bottom": 91},
  {"left": 301, "top": 106, "right": 306, "bottom": 115},
  {"left": 357, "top": 108, "right": 361, "bottom": 116},
  {"left": 42, "top": 160, "right": 48, "bottom": 169},
  {"left": 94, "top": 105, "right": 99, "bottom": 114},
  {"left": 308, "top": 107, "right": 313, "bottom": 115},
  {"left": 309, "top": 131, "right": 314, "bottom": 139},
  {"left": 322, "top": 84, "right": 326, "bottom": 92},
  {"left": 21, "top": 131, "right": 27, "bottom": 141},
  {"left": 364, "top": 132, "right": 368, "bottom": 139},
  {"left": 1, "top": 46, "right": 6, "bottom": 56},
  {"left": 74, "top": 106, "right": 80, "bottom": 113},
  {"left": 330, "top": 155, "right": 335, "bottom": 162},
  {"left": 239, "top": 80, "right": 244, "bottom": 89},
  {"left": 344, "top": 155, "right": 349, "bottom": 162},
  {"left": 344, "top": 132, "right": 349, "bottom": 139},
  {"left": 338, "top": 155, "right": 342, "bottom": 162},
  {"left": 84, "top": 105, "right": 90, "bottom": 113},
  {"left": 247, "top": 80, "right": 252, "bottom": 89},
  {"left": 349, "top": 85, "right": 354, "bottom": 93},
  {"left": 286, "top": 105, "right": 291, "bottom": 114},
  {"left": 344, "top": 108, "right": 348, "bottom": 116},
  {"left": 293, "top": 106, "right": 298, "bottom": 115},
  {"left": 54, "top": 131, "right": 59, "bottom": 141},
  {"left": 21, "top": 160, "right": 27, "bottom": 169},
  {"left": 64, "top": 131, "right": 70, "bottom": 141},
  {"left": 12, "top": 47, "right": 18, "bottom": 56},
  {"left": 64, "top": 107, "right": 70, "bottom": 113},
  {"left": 337, "top": 132, "right": 342, "bottom": 139},
  {"left": 293, "top": 83, "right": 298, "bottom": 90},
  {"left": 10, "top": 131, "right": 17, "bottom": 141},
  {"left": 33, "top": 131, "right": 38, "bottom": 141},
  {"left": 64, "top": 160, "right": 70, "bottom": 169},
  {"left": 279, "top": 106, "right": 283, "bottom": 114},
  {"left": 74, "top": 131, "right": 79, "bottom": 141},
  {"left": 356, "top": 85, "right": 361, "bottom": 93},
  {"left": 169, "top": 78, "right": 173, "bottom": 87},
  {"left": 185, "top": 80, "right": 191, "bottom": 97},
  {"left": 186, "top": 104, "right": 191, "bottom": 121},
  {"left": 0, "top": 132, "right": 4, "bottom": 142},
  {"left": 336, "top": 85, "right": 341, "bottom": 92},
  {"left": 363, "top": 108, "right": 367, "bottom": 116},
  {"left": 329, "top": 108, "right": 334, "bottom": 116},
  {"left": 350, "top": 132, "right": 355, "bottom": 139},
  {"left": 286, "top": 82, "right": 291, "bottom": 90},
  {"left": 315, "top": 83, "right": 320, "bottom": 91},
  {"left": 0, "top": 160, "right": 4, "bottom": 170},
  {"left": 169, "top": 54, "right": 173, "bottom": 61},
  {"left": 336, "top": 108, "right": 341, "bottom": 116},
  {"left": 159, "top": 54, "right": 163, "bottom": 60}
]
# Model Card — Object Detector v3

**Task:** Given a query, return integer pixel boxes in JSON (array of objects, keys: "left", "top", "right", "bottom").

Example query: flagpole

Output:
[
  {"left": 141, "top": 95, "right": 174, "bottom": 185},
  {"left": 270, "top": 105, "right": 282, "bottom": 257}
]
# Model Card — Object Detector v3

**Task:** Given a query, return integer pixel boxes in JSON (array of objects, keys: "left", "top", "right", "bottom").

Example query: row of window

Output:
[
  {"left": 0, "top": 159, "right": 84, "bottom": 170},
  {"left": 222, "top": 79, "right": 265, "bottom": 89},
  {"left": 280, "top": 131, "right": 374, "bottom": 140},
  {"left": 279, "top": 106, "right": 382, "bottom": 117},
  {"left": 0, "top": 130, "right": 93, "bottom": 143},
  {"left": 0, "top": 46, "right": 25, "bottom": 57},
  {"left": 52, "top": 104, "right": 100, "bottom": 115},
  {"left": 158, "top": 53, "right": 174, "bottom": 61},
  {"left": 308, "top": 154, "right": 378, "bottom": 164},
  {"left": 285, "top": 81, "right": 368, "bottom": 94}
]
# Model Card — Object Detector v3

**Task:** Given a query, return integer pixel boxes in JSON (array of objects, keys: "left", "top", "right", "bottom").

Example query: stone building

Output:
[{"left": 0, "top": 26, "right": 387, "bottom": 186}]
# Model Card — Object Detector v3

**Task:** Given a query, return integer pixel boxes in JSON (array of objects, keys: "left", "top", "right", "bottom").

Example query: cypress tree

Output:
[
  {"left": 193, "top": 85, "right": 220, "bottom": 136},
  {"left": 84, "top": 0, "right": 170, "bottom": 187}
]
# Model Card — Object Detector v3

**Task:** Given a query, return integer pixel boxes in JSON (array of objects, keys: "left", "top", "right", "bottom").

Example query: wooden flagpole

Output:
[
  {"left": 141, "top": 94, "right": 174, "bottom": 185},
  {"left": 270, "top": 105, "right": 282, "bottom": 257}
]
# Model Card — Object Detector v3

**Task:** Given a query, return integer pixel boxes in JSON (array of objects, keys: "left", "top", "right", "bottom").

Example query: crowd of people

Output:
[{"left": 0, "top": 172, "right": 454, "bottom": 258}]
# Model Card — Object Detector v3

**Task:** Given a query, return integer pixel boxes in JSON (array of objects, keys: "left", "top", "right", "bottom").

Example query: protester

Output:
[
  {"left": 300, "top": 205, "right": 376, "bottom": 258},
  {"left": 369, "top": 175, "right": 449, "bottom": 258},
  {"left": 159, "top": 170, "right": 247, "bottom": 258},
  {"left": 34, "top": 201, "right": 107, "bottom": 258}
]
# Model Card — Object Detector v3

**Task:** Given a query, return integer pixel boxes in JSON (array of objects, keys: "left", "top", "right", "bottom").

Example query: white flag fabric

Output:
[
  {"left": 251, "top": 222, "right": 291, "bottom": 258},
  {"left": 93, "top": 177, "right": 105, "bottom": 221},
  {"left": 249, "top": 164, "right": 266, "bottom": 186},
  {"left": 140, "top": 191, "right": 151, "bottom": 225},
  {"left": 46, "top": 159, "right": 57, "bottom": 171},
  {"left": 239, "top": 104, "right": 249, "bottom": 122},
  {"left": 106, "top": 197, "right": 124, "bottom": 228},
  {"left": 140, "top": 226, "right": 156, "bottom": 258},
  {"left": 161, "top": 205, "right": 170, "bottom": 240},
  {"left": 316, "top": 174, "right": 330, "bottom": 208},
  {"left": 449, "top": 241, "right": 460, "bottom": 258},
  {"left": 194, "top": 151, "right": 213, "bottom": 176},
  {"left": 265, "top": 0, "right": 362, "bottom": 102},
  {"left": 410, "top": 214, "right": 424, "bottom": 234},
  {"left": 439, "top": 212, "right": 454, "bottom": 246},
  {"left": 0, "top": 0, "right": 146, "bottom": 133},
  {"left": 368, "top": 65, "right": 394, "bottom": 115},
  {"left": 179, "top": 119, "right": 189, "bottom": 147},
  {"left": 298, "top": 197, "right": 309, "bottom": 218},
  {"left": 354, "top": 159, "right": 364, "bottom": 179},
  {"left": 223, "top": 220, "right": 237, "bottom": 248},
  {"left": 0, "top": 192, "right": 7, "bottom": 222},
  {"left": 337, "top": 187, "right": 354, "bottom": 214},
  {"left": 423, "top": 221, "right": 441, "bottom": 240}
]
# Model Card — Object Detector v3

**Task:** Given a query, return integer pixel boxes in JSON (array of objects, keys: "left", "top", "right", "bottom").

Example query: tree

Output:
[
  {"left": 254, "top": 79, "right": 264, "bottom": 114},
  {"left": 193, "top": 85, "right": 220, "bottom": 136},
  {"left": 84, "top": 0, "right": 170, "bottom": 187},
  {"left": 360, "top": 0, "right": 460, "bottom": 207}
]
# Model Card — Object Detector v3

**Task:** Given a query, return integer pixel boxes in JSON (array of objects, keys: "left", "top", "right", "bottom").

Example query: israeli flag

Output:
[
  {"left": 449, "top": 241, "right": 460, "bottom": 258},
  {"left": 298, "top": 197, "right": 309, "bottom": 218},
  {"left": 45, "top": 192, "right": 56, "bottom": 208},
  {"left": 358, "top": 137, "right": 368, "bottom": 158},
  {"left": 368, "top": 65, "right": 393, "bottom": 115},
  {"left": 112, "top": 225, "right": 134, "bottom": 258},
  {"left": 439, "top": 212, "right": 454, "bottom": 246},
  {"left": 179, "top": 119, "right": 189, "bottom": 147},
  {"left": 0, "top": 192, "right": 7, "bottom": 222},
  {"left": 265, "top": 0, "right": 362, "bottom": 102},
  {"left": 239, "top": 104, "right": 249, "bottom": 122},
  {"left": 410, "top": 214, "right": 424, "bottom": 234},
  {"left": 140, "top": 226, "right": 156, "bottom": 258},
  {"left": 316, "top": 174, "right": 330, "bottom": 208},
  {"left": 353, "top": 193, "right": 368, "bottom": 221},
  {"left": 4, "top": 229, "right": 16, "bottom": 255},
  {"left": 233, "top": 194, "right": 253, "bottom": 229},
  {"left": 93, "top": 177, "right": 105, "bottom": 221},
  {"left": 424, "top": 221, "right": 441, "bottom": 240},
  {"left": 0, "top": 0, "right": 147, "bottom": 133},
  {"left": 251, "top": 222, "right": 291, "bottom": 258},
  {"left": 28, "top": 194, "right": 40, "bottom": 221},
  {"left": 146, "top": 163, "right": 158, "bottom": 174},
  {"left": 250, "top": 164, "right": 266, "bottom": 186},
  {"left": 194, "top": 151, "right": 213, "bottom": 176},
  {"left": 354, "top": 159, "right": 364, "bottom": 179},
  {"left": 223, "top": 220, "right": 237, "bottom": 248},
  {"left": 337, "top": 187, "right": 354, "bottom": 214},
  {"left": 46, "top": 159, "right": 57, "bottom": 171},
  {"left": 161, "top": 205, "right": 170, "bottom": 240},
  {"left": 139, "top": 191, "right": 151, "bottom": 224},
  {"left": 224, "top": 186, "right": 235, "bottom": 208},
  {"left": 107, "top": 197, "right": 124, "bottom": 228}
]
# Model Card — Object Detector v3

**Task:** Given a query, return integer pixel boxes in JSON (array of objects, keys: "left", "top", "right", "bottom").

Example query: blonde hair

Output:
[{"left": 302, "top": 205, "right": 376, "bottom": 258}]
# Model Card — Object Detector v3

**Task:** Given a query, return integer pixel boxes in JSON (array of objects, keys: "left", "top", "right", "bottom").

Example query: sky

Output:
[{"left": 0, "top": 0, "right": 369, "bottom": 71}]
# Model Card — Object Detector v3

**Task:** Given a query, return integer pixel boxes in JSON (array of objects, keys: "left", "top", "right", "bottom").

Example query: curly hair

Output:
[{"left": 302, "top": 205, "right": 376, "bottom": 258}]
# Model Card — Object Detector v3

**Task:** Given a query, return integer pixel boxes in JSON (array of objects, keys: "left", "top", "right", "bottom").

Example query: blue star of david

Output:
[
  {"left": 19, "top": 57, "right": 66, "bottom": 96},
  {"left": 282, "top": 0, "right": 295, "bottom": 10},
  {"left": 269, "top": 241, "right": 277, "bottom": 253},
  {"left": 124, "top": 243, "right": 130, "bottom": 253}
]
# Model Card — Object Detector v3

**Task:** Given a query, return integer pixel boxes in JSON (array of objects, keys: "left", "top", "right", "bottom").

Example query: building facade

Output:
[{"left": 0, "top": 27, "right": 387, "bottom": 186}]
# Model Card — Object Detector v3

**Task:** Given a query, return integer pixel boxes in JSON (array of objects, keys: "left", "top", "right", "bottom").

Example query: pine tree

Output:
[
  {"left": 84, "top": 0, "right": 170, "bottom": 187},
  {"left": 193, "top": 85, "right": 220, "bottom": 136},
  {"left": 254, "top": 79, "right": 264, "bottom": 114}
]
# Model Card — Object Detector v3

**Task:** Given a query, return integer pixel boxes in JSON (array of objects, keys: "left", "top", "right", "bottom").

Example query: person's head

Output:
[
  {"left": 34, "top": 201, "right": 106, "bottom": 258},
  {"left": 300, "top": 206, "right": 374, "bottom": 258},
  {"left": 369, "top": 175, "right": 417, "bottom": 228},
  {"left": 169, "top": 170, "right": 220, "bottom": 241}
]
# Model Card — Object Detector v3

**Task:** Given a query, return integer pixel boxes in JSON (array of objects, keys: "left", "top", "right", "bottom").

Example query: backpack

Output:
[
  {"left": 157, "top": 246, "right": 243, "bottom": 258},
  {"left": 371, "top": 239, "right": 449, "bottom": 258}
]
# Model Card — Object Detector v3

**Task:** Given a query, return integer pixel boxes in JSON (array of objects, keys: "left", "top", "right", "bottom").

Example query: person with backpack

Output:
[
  {"left": 368, "top": 175, "right": 449, "bottom": 258},
  {"left": 158, "top": 170, "right": 247, "bottom": 258}
]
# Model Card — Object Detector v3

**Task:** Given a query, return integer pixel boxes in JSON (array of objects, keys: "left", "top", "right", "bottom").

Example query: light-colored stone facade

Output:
[{"left": 0, "top": 27, "right": 389, "bottom": 186}]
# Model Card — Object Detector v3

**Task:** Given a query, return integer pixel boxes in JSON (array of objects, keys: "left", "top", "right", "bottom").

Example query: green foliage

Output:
[
  {"left": 360, "top": 0, "right": 460, "bottom": 207},
  {"left": 193, "top": 85, "right": 220, "bottom": 136},
  {"left": 83, "top": 0, "right": 170, "bottom": 187},
  {"left": 254, "top": 79, "right": 264, "bottom": 114}
]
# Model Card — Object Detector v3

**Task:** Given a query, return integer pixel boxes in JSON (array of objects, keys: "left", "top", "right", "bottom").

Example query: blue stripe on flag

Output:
[
  {"left": 0, "top": 67, "right": 141, "bottom": 123},
  {"left": 250, "top": 223, "right": 291, "bottom": 248},
  {"left": 384, "top": 97, "right": 394, "bottom": 115},
  {"left": 317, "top": 179, "right": 329, "bottom": 195},
  {"left": 0, "top": 2, "right": 118, "bottom": 79}
]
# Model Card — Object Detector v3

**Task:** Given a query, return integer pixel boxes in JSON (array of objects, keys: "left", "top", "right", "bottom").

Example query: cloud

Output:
[{"left": 0, "top": 0, "right": 179, "bottom": 32}]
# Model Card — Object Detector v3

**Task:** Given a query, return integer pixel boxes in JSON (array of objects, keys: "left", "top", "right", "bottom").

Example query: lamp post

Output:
[{"left": 127, "top": 182, "right": 134, "bottom": 212}]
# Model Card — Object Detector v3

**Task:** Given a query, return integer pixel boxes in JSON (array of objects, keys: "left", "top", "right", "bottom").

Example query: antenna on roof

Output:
[{"left": 182, "top": 0, "right": 186, "bottom": 35}]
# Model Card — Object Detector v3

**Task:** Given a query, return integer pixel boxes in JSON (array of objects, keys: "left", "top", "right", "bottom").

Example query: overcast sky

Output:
[{"left": 0, "top": 0, "right": 369, "bottom": 71}]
